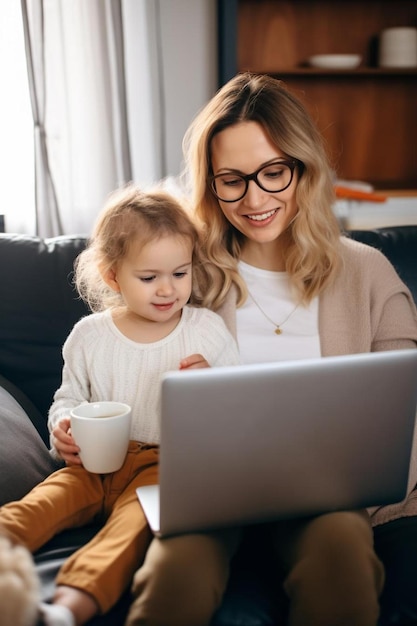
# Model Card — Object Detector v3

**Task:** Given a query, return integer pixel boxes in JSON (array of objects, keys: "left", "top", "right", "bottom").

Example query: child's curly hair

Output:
[{"left": 75, "top": 184, "right": 211, "bottom": 312}]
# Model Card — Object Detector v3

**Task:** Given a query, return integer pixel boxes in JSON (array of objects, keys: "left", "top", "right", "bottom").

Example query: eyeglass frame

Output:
[{"left": 208, "top": 158, "right": 301, "bottom": 203}]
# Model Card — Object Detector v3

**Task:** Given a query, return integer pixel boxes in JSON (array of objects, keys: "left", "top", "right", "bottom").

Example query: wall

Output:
[
  {"left": 161, "top": 0, "right": 218, "bottom": 176},
  {"left": 126, "top": 0, "right": 218, "bottom": 183}
]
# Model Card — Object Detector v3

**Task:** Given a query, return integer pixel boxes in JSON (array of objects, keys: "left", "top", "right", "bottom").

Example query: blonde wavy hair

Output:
[
  {"left": 74, "top": 184, "right": 208, "bottom": 312},
  {"left": 182, "top": 72, "right": 342, "bottom": 309}
]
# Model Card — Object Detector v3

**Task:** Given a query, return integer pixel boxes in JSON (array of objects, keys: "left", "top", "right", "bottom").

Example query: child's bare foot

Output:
[{"left": 0, "top": 534, "right": 39, "bottom": 626}]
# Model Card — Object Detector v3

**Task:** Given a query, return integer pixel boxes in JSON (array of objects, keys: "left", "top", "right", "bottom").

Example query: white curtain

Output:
[
  {"left": 2, "top": 0, "right": 216, "bottom": 236},
  {"left": 20, "top": 0, "right": 164, "bottom": 237},
  {"left": 21, "top": 0, "right": 62, "bottom": 236}
]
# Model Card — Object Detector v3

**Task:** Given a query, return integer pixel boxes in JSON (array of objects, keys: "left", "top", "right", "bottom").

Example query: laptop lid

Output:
[{"left": 137, "top": 350, "right": 417, "bottom": 537}]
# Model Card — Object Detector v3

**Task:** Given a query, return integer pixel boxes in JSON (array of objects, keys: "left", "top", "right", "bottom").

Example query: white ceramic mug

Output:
[
  {"left": 379, "top": 27, "right": 417, "bottom": 68},
  {"left": 70, "top": 401, "right": 132, "bottom": 473}
]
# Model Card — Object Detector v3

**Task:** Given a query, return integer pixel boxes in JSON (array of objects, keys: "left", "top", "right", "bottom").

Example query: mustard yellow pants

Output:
[
  {"left": 127, "top": 510, "right": 385, "bottom": 626},
  {"left": 0, "top": 442, "right": 158, "bottom": 614}
]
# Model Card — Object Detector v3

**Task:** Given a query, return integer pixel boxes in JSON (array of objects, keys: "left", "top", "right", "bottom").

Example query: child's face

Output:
[{"left": 112, "top": 234, "right": 193, "bottom": 324}]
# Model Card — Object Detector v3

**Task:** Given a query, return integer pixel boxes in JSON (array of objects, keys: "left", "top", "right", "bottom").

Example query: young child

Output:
[{"left": 0, "top": 185, "right": 240, "bottom": 626}]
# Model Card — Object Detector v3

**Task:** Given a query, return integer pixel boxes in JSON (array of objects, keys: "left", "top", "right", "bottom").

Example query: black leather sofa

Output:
[{"left": 0, "top": 226, "right": 416, "bottom": 626}]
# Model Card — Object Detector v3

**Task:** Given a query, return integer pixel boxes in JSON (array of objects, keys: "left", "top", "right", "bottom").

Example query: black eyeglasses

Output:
[{"left": 208, "top": 159, "right": 299, "bottom": 203}]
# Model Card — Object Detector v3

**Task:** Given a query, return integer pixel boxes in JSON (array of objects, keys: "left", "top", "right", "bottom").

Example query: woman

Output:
[{"left": 126, "top": 73, "right": 417, "bottom": 626}]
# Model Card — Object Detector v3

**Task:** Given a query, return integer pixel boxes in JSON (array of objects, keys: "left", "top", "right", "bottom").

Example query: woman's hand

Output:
[
  {"left": 179, "top": 353, "right": 210, "bottom": 370},
  {"left": 51, "top": 417, "right": 82, "bottom": 466}
]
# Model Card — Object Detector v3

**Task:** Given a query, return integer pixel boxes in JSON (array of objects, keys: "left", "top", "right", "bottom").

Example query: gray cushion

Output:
[{"left": 0, "top": 384, "right": 61, "bottom": 505}]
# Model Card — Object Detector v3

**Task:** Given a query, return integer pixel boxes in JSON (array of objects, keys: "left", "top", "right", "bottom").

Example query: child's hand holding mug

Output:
[{"left": 51, "top": 417, "right": 82, "bottom": 466}]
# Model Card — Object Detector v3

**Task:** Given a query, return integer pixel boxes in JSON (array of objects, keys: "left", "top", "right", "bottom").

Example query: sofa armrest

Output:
[{"left": 0, "top": 381, "right": 61, "bottom": 506}]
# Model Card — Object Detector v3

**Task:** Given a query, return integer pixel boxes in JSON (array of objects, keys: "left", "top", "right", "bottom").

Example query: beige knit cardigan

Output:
[{"left": 216, "top": 236, "right": 417, "bottom": 527}]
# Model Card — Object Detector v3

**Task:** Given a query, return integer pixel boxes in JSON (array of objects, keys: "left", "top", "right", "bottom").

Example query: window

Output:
[{"left": 0, "top": 0, "right": 35, "bottom": 233}]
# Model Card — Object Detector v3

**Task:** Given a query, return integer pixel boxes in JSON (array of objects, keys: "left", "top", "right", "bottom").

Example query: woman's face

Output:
[{"left": 210, "top": 121, "right": 299, "bottom": 262}]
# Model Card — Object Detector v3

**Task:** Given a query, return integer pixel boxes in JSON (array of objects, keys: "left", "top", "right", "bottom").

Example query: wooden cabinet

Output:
[{"left": 218, "top": 0, "right": 417, "bottom": 190}]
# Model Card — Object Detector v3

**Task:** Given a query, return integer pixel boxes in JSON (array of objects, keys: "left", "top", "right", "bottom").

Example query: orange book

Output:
[{"left": 334, "top": 186, "right": 387, "bottom": 203}]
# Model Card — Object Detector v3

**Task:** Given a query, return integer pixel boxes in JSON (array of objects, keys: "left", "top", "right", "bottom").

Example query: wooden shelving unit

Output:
[{"left": 217, "top": 0, "right": 417, "bottom": 190}]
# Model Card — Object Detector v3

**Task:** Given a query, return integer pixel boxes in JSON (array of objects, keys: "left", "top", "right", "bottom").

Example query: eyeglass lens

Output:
[{"left": 211, "top": 161, "right": 294, "bottom": 202}]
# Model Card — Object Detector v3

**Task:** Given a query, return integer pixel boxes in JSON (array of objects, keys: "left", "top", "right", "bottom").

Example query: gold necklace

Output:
[{"left": 247, "top": 290, "right": 299, "bottom": 335}]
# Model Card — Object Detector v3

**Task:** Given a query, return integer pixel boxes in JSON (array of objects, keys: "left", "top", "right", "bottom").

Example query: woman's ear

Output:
[{"left": 102, "top": 266, "right": 120, "bottom": 292}]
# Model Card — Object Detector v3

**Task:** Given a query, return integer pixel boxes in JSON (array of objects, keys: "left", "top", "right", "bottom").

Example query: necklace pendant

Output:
[{"left": 274, "top": 327, "right": 283, "bottom": 335}]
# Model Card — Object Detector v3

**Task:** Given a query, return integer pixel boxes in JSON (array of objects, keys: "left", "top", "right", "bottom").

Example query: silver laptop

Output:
[{"left": 137, "top": 350, "right": 417, "bottom": 537}]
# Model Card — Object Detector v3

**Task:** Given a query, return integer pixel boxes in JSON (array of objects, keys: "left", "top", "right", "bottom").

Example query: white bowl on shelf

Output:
[{"left": 308, "top": 54, "right": 362, "bottom": 69}]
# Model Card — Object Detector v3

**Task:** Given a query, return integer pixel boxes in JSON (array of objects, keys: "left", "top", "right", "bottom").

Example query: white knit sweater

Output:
[{"left": 48, "top": 306, "right": 240, "bottom": 449}]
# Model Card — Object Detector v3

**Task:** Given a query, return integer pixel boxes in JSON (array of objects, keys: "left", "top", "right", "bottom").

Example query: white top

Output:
[
  {"left": 48, "top": 306, "right": 240, "bottom": 449},
  {"left": 237, "top": 261, "right": 321, "bottom": 364}
]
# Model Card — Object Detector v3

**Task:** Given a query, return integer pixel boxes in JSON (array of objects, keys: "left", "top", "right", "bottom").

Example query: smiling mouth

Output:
[
  {"left": 153, "top": 302, "right": 175, "bottom": 310},
  {"left": 246, "top": 208, "right": 277, "bottom": 222}
]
